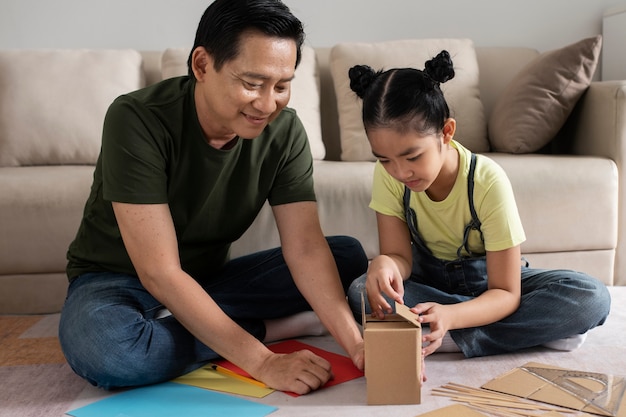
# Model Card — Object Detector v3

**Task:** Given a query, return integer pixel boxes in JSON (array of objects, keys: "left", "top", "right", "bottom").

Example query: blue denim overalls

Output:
[
  {"left": 404, "top": 153, "right": 490, "bottom": 296},
  {"left": 347, "top": 153, "right": 610, "bottom": 357}
]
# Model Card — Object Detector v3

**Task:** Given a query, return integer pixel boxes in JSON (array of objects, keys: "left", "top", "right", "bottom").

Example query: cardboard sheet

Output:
[
  {"left": 415, "top": 404, "right": 488, "bottom": 416},
  {"left": 482, "top": 362, "right": 626, "bottom": 417}
]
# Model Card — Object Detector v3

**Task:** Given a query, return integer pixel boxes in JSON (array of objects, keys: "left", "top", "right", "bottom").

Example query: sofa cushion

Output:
[
  {"left": 0, "top": 49, "right": 144, "bottom": 167},
  {"left": 329, "top": 39, "right": 488, "bottom": 161},
  {"left": 161, "top": 46, "right": 325, "bottom": 160},
  {"left": 488, "top": 36, "right": 602, "bottom": 153},
  {"left": 0, "top": 166, "right": 94, "bottom": 273}
]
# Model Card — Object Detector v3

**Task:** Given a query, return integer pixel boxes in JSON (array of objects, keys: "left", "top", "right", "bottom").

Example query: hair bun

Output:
[
  {"left": 349, "top": 65, "right": 378, "bottom": 98},
  {"left": 424, "top": 50, "right": 455, "bottom": 84}
]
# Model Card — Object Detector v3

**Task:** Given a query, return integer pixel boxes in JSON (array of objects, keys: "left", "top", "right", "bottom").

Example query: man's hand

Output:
[
  {"left": 256, "top": 350, "right": 333, "bottom": 395},
  {"left": 350, "top": 341, "right": 365, "bottom": 371}
]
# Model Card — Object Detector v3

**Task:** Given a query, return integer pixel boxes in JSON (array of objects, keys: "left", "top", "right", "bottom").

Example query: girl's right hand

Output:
[{"left": 365, "top": 255, "right": 405, "bottom": 319}]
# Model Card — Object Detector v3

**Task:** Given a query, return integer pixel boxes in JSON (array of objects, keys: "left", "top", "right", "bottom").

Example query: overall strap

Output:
[
  {"left": 403, "top": 185, "right": 419, "bottom": 243},
  {"left": 403, "top": 185, "right": 433, "bottom": 254},
  {"left": 457, "top": 153, "right": 485, "bottom": 258}
]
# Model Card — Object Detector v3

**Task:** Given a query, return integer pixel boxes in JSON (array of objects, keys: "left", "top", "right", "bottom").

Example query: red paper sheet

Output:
[{"left": 213, "top": 340, "right": 364, "bottom": 396}]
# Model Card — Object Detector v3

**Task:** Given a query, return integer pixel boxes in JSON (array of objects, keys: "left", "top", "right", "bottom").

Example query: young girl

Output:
[{"left": 346, "top": 51, "right": 611, "bottom": 358}]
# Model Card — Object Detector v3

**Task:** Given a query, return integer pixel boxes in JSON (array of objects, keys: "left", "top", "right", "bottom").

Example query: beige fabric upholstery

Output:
[
  {"left": 329, "top": 38, "right": 488, "bottom": 161},
  {"left": 0, "top": 44, "right": 623, "bottom": 314},
  {"left": 0, "top": 166, "right": 94, "bottom": 272},
  {"left": 566, "top": 80, "right": 626, "bottom": 286},
  {"left": 489, "top": 154, "right": 617, "bottom": 252},
  {"left": 161, "top": 46, "right": 326, "bottom": 160},
  {"left": 0, "top": 49, "right": 144, "bottom": 167},
  {"left": 231, "top": 160, "right": 378, "bottom": 260}
]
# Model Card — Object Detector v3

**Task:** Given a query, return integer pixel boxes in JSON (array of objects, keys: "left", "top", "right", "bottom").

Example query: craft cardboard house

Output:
[{"left": 362, "top": 296, "right": 422, "bottom": 405}]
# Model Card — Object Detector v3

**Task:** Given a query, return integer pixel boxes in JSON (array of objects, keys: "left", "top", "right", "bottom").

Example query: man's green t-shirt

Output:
[{"left": 66, "top": 76, "right": 315, "bottom": 282}]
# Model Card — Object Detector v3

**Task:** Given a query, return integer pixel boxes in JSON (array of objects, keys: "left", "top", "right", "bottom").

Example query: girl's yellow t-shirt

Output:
[{"left": 370, "top": 140, "right": 526, "bottom": 261}]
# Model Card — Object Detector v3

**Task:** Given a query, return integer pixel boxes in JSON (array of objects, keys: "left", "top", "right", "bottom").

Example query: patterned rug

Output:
[
  {"left": 0, "top": 315, "right": 89, "bottom": 417},
  {"left": 2, "top": 287, "right": 625, "bottom": 417}
]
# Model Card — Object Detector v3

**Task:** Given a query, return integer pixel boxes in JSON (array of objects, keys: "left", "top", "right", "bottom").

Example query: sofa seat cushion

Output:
[
  {"left": 488, "top": 153, "right": 618, "bottom": 254},
  {"left": 0, "top": 49, "right": 144, "bottom": 167},
  {"left": 329, "top": 38, "right": 488, "bottom": 161},
  {"left": 231, "top": 160, "right": 378, "bottom": 259},
  {"left": 0, "top": 166, "right": 94, "bottom": 273},
  {"left": 161, "top": 46, "right": 325, "bottom": 161}
]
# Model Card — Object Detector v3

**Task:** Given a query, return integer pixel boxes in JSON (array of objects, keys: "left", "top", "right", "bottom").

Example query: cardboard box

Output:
[{"left": 362, "top": 295, "right": 422, "bottom": 405}]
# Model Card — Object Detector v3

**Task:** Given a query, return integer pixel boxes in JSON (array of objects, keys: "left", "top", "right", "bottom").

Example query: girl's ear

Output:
[{"left": 442, "top": 118, "right": 456, "bottom": 144}]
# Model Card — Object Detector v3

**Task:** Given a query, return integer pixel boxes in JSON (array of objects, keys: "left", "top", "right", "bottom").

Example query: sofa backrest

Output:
[
  {"left": 0, "top": 49, "right": 145, "bottom": 167},
  {"left": 0, "top": 45, "right": 539, "bottom": 168},
  {"left": 474, "top": 47, "right": 540, "bottom": 121},
  {"left": 142, "top": 45, "right": 539, "bottom": 161},
  {"left": 315, "top": 46, "right": 539, "bottom": 161}
]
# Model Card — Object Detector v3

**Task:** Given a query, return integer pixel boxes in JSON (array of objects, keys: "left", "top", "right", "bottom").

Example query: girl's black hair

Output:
[
  {"left": 187, "top": 0, "right": 305, "bottom": 77},
  {"left": 348, "top": 50, "right": 455, "bottom": 135}
]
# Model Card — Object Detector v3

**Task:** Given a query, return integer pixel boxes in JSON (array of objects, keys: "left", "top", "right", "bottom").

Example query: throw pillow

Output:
[
  {"left": 329, "top": 39, "right": 488, "bottom": 161},
  {"left": 0, "top": 49, "right": 144, "bottom": 167},
  {"left": 488, "top": 35, "right": 602, "bottom": 153},
  {"left": 162, "top": 46, "right": 325, "bottom": 160}
]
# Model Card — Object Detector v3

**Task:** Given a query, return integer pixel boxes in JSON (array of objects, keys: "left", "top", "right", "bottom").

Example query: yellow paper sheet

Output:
[{"left": 172, "top": 365, "right": 275, "bottom": 398}]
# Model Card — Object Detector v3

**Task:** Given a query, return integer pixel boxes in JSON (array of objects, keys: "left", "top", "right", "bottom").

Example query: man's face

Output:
[{"left": 193, "top": 31, "right": 297, "bottom": 144}]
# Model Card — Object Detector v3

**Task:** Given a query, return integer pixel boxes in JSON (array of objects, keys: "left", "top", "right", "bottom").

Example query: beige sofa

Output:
[{"left": 1, "top": 38, "right": 623, "bottom": 314}]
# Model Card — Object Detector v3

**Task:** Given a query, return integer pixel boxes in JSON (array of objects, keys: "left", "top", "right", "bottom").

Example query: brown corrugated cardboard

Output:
[
  {"left": 362, "top": 294, "right": 422, "bottom": 405},
  {"left": 416, "top": 404, "right": 488, "bottom": 416},
  {"left": 482, "top": 362, "right": 626, "bottom": 417}
]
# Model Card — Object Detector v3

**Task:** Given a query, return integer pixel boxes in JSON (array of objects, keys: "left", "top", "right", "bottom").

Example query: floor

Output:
[{"left": 2, "top": 286, "right": 625, "bottom": 417}]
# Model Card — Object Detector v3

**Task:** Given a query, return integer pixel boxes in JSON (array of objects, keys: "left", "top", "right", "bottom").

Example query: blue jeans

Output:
[
  {"left": 59, "top": 235, "right": 367, "bottom": 389},
  {"left": 347, "top": 265, "right": 611, "bottom": 358}
]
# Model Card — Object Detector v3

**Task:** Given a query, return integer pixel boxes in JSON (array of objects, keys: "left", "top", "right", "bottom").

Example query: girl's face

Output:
[{"left": 368, "top": 119, "right": 456, "bottom": 194}]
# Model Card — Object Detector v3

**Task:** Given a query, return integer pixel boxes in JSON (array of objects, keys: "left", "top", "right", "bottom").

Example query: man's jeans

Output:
[
  {"left": 348, "top": 266, "right": 611, "bottom": 358},
  {"left": 59, "top": 235, "right": 367, "bottom": 389}
]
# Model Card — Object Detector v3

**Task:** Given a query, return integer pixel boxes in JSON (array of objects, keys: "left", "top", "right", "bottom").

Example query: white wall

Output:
[
  {"left": 0, "top": 0, "right": 623, "bottom": 53},
  {"left": 602, "top": 5, "right": 626, "bottom": 80}
]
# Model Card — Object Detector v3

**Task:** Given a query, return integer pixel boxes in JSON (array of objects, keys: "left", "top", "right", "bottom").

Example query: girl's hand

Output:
[
  {"left": 411, "top": 302, "right": 454, "bottom": 356},
  {"left": 365, "top": 255, "right": 405, "bottom": 319}
]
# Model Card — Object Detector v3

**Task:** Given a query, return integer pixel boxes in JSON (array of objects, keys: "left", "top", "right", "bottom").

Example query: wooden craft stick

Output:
[{"left": 432, "top": 382, "right": 579, "bottom": 416}]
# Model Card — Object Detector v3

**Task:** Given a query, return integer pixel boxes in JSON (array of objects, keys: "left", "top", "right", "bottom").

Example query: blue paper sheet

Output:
[{"left": 65, "top": 382, "right": 277, "bottom": 417}]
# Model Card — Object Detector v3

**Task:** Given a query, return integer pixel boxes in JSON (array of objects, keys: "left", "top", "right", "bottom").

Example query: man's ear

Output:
[
  {"left": 442, "top": 118, "right": 456, "bottom": 144},
  {"left": 191, "top": 47, "right": 211, "bottom": 81}
]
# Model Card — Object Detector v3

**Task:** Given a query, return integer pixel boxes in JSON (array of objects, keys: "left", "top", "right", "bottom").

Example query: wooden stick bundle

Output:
[{"left": 432, "top": 382, "right": 586, "bottom": 417}]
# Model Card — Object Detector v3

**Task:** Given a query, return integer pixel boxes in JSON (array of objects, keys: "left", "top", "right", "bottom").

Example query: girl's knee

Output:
[
  {"left": 560, "top": 272, "right": 611, "bottom": 325},
  {"left": 347, "top": 274, "right": 367, "bottom": 322},
  {"left": 329, "top": 236, "right": 368, "bottom": 291}
]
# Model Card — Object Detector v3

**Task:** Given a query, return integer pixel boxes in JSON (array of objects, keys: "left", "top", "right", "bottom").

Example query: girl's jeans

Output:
[
  {"left": 347, "top": 258, "right": 611, "bottom": 358},
  {"left": 59, "top": 235, "right": 367, "bottom": 389}
]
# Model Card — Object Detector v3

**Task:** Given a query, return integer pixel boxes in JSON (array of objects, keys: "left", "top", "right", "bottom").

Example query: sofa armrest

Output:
[
  {"left": 568, "top": 80, "right": 626, "bottom": 160},
  {"left": 567, "top": 80, "right": 626, "bottom": 285}
]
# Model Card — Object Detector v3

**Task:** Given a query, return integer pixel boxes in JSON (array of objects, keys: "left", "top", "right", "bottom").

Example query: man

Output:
[{"left": 59, "top": 0, "right": 367, "bottom": 395}]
